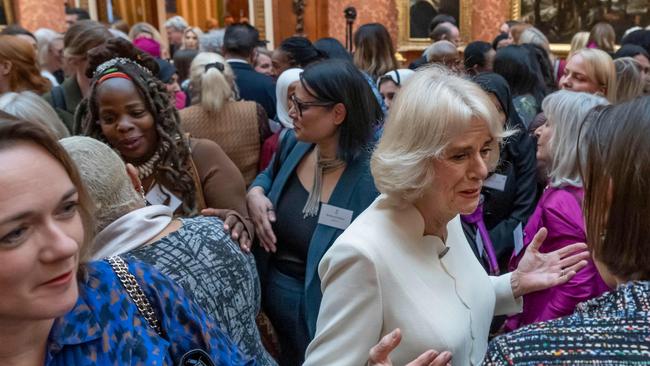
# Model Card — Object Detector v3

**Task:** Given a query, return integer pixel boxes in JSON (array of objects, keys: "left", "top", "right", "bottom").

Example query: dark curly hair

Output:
[{"left": 75, "top": 37, "right": 198, "bottom": 216}]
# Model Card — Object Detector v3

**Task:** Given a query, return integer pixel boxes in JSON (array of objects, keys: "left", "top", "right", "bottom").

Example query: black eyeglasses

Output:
[{"left": 290, "top": 94, "right": 335, "bottom": 117}]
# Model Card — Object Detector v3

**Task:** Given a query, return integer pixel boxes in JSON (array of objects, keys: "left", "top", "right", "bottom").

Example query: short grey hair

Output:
[
  {"left": 60, "top": 136, "right": 143, "bottom": 234},
  {"left": 0, "top": 91, "right": 69, "bottom": 139},
  {"left": 200, "top": 29, "right": 225, "bottom": 53},
  {"left": 519, "top": 27, "right": 550, "bottom": 52},
  {"left": 33, "top": 28, "right": 62, "bottom": 68},
  {"left": 423, "top": 40, "right": 458, "bottom": 63},
  {"left": 372, "top": 66, "right": 505, "bottom": 202},
  {"left": 541, "top": 90, "right": 609, "bottom": 188},
  {"left": 614, "top": 57, "right": 644, "bottom": 103},
  {"left": 165, "top": 15, "right": 188, "bottom": 31}
]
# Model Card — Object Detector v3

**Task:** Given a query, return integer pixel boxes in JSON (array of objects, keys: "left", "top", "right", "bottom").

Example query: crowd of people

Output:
[{"left": 1, "top": 6, "right": 650, "bottom": 366}]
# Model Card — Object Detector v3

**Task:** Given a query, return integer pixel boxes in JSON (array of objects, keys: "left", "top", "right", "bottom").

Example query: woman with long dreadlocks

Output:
[{"left": 76, "top": 38, "right": 253, "bottom": 248}]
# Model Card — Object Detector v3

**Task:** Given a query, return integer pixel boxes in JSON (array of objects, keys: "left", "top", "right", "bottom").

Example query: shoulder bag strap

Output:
[{"left": 107, "top": 256, "right": 162, "bottom": 335}]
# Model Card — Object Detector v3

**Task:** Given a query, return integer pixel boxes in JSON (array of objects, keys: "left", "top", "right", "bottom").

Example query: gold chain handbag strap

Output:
[{"left": 107, "top": 256, "right": 162, "bottom": 335}]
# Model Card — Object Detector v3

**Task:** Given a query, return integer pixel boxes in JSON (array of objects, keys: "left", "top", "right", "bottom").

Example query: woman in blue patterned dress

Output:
[{"left": 0, "top": 115, "right": 254, "bottom": 365}]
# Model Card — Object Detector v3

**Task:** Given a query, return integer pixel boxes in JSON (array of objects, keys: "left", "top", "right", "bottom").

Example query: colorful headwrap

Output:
[
  {"left": 93, "top": 57, "right": 153, "bottom": 80},
  {"left": 97, "top": 67, "right": 132, "bottom": 85}
]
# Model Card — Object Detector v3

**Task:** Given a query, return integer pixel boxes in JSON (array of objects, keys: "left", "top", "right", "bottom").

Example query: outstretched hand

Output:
[
  {"left": 512, "top": 228, "right": 590, "bottom": 298},
  {"left": 368, "top": 329, "right": 452, "bottom": 366}
]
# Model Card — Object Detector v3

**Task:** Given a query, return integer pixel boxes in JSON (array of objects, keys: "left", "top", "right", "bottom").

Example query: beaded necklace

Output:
[{"left": 134, "top": 141, "right": 170, "bottom": 180}]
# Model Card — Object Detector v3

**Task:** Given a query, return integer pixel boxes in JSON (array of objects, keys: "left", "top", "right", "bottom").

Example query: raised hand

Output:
[{"left": 511, "top": 228, "right": 590, "bottom": 298}]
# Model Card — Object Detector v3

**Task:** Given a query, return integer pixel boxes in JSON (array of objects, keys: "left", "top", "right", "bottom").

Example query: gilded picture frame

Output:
[
  {"left": 510, "top": 0, "right": 570, "bottom": 56},
  {"left": 1, "top": 0, "right": 14, "bottom": 26},
  {"left": 510, "top": 0, "right": 649, "bottom": 56},
  {"left": 397, "top": 0, "right": 472, "bottom": 52}
]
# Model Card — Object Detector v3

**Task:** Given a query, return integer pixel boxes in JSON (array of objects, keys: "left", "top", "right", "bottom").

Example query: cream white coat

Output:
[{"left": 304, "top": 195, "right": 522, "bottom": 366}]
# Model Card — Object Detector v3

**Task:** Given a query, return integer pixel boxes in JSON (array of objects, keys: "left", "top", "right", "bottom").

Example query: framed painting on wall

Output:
[
  {"left": 511, "top": 0, "right": 649, "bottom": 44},
  {"left": 397, "top": 0, "right": 472, "bottom": 51},
  {"left": 0, "top": 0, "right": 14, "bottom": 26}
]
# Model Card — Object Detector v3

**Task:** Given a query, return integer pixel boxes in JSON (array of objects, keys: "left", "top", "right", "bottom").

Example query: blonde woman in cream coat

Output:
[{"left": 304, "top": 67, "right": 590, "bottom": 366}]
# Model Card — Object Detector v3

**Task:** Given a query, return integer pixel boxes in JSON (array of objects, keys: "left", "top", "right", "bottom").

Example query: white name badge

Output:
[
  {"left": 317, "top": 204, "right": 353, "bottom": 230},
  {"left": 513, "top": 222, "right": 525, "bottom": 256},
  {"left": 484, "top": 173, "right": 508, "bottom": 191},
  {"left": 145, "top": 184, "right": 183, "bottom": 211}
]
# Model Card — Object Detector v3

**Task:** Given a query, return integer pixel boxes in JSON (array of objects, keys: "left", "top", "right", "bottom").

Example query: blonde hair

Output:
[
  {"left": 190, "top": 52, "right": 234, "bottom": 113},
  {"left": 128, "top": 22, "right": 163, "bottom": 44},
  {"left": 372, "top": 66, "right": 504, "bottom": 202},
  {"left": 0, "top": 91, "right": 69, "bottom": 139},
  {"left": 614, "top": 57, "right": 644, "bottom": 103},
  {"left": 569, "top": 31, "right": 590, "bottom": 58},
  {"left": 541, "top": 90, "right": 608, "bottom": 188},
  {"left": 571, "top": 48, "right": 617, "bottom": 102},
  {"left": 181, "top": 27, "right": 204, "bottom": 50}
]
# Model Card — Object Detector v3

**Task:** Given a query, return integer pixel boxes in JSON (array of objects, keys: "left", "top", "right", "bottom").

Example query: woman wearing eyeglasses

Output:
[{"left": 246, "top": 59, "right": 382, "bottom": 366}]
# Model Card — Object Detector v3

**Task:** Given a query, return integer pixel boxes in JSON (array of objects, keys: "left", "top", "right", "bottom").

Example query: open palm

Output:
[{"left": 513, "top": 228, "right": 590, "bottom": 297}]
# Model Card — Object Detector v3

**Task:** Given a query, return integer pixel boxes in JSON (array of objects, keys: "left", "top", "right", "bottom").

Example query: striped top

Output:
[{"left": 484, "top": 281, "right": 650, "bottom": 365}]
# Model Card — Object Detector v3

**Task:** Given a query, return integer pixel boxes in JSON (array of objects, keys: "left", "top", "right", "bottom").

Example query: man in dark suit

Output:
[{"left": 223, "top": 23, "right": 277, "bottom": 119}]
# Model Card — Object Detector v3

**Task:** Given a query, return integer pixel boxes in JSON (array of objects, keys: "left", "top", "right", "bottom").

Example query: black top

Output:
[{"left": 272, "top": 172, "right": 319, "bottom": 279}]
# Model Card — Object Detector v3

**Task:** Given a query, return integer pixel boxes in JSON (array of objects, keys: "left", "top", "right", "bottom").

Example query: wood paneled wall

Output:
[
  {"left": 272, "top": 0, "right": 328, "bottom": 45},
  {"left": 174, "top": 0, "right": 220, "bottom": 30},
  {"left": 110, "top": 0, "right": 158, "bottom": 27},
  {"left": 105, "top": 0, "right": 222, "bottom": 31}
]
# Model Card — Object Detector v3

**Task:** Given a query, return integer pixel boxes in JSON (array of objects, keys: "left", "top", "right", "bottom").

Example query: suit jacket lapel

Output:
[
  {"left": 304, "top": 153, "right": 369, "bottom": 288},
  {"left": 268, "top": 142, "right": 311, "bottom": 205}
]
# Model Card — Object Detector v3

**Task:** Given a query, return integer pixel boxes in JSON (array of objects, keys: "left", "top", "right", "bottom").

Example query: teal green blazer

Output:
[{"left": 251, "top": 131, "right": 379, "bottom": 337}]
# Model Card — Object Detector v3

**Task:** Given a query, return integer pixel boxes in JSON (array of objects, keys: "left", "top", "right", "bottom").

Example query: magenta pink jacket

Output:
[{"left": 505, "top": 185, "right": 610, "bottom": 331}]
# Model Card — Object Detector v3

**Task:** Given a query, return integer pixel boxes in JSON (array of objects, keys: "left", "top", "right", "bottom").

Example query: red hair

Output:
[{"left": 0, "top": 35, "right": 50, "bottom": 94}]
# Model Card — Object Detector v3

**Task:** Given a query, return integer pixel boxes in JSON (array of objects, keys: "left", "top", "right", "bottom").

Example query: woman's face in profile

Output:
[
  {"left": 0, "top": 142, "right": 82, "bottom": 322},
  {"left": 534, "top": 116, "right": 554, "bottom": 165},
  {"left": 96, "top": 77, "right": 159, "bottom": 164},
  {"left": 288, "top": 82, "right": 339, "bottom": 143},
  {"left": 271, "top": 50, "right": 293, "bottom": 79},
  {"left": 254, "top": 53, "right": 273, "bottom": 76},
  {"left": 559, "top": 54, "right": 602, "bottom": 95},
  {"left": 286, "top": 80, "right": 299, "bottom": 108}
]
